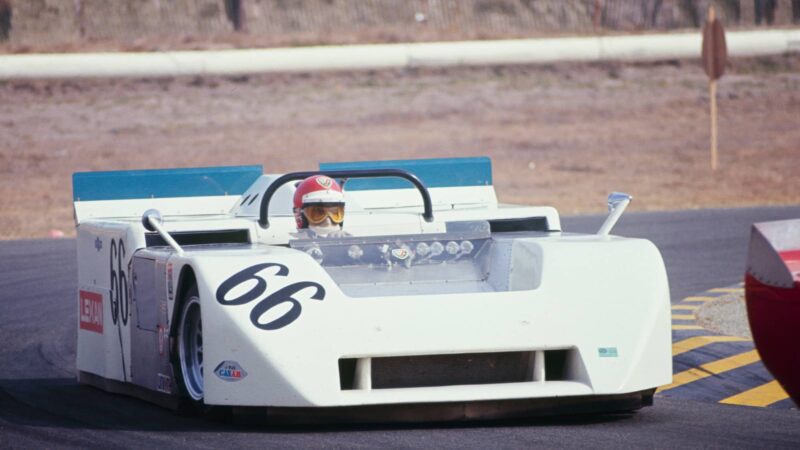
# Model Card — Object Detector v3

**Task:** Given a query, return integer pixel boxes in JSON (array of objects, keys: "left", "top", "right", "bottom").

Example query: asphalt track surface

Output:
[{"left": 1, "top": 206, "right": 800, "bottom": 449}]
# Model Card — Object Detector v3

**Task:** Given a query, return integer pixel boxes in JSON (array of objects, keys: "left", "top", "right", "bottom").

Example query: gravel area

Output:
[{"left": 696, "top": 292, "right": 752, "bottom": 339}]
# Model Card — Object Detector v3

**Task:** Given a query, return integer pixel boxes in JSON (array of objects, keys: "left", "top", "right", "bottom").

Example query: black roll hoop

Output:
[{"left": 258, "top": 169, "right": 434, "bottom": 229}]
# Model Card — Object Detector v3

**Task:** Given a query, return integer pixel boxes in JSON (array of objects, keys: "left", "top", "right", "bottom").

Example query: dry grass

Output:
[{"left": 1, "top": 54, "right": 799, "bottom": 239}]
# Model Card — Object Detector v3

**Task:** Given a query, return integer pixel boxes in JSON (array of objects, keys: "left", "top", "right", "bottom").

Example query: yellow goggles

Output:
[{"left": 303, "top": 204, "right": 345, "bottom": 224}]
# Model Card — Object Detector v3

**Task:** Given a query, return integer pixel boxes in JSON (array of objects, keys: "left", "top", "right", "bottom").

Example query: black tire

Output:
[
  {"left": 171, "top": 284, "right": 232, "bottom": 420},
  {"left": 172, "top": 285, "right": 204, "bottom": 411}
]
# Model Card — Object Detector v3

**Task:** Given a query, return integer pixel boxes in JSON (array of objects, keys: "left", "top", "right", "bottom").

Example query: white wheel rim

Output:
[{"left": 179, "top": 296, "right": 203, "bottom": 401}]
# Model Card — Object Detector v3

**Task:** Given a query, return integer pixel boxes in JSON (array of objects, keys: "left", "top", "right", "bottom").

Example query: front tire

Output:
[{"left": 176, "top": 287, "right": 204, "bottom": 404}]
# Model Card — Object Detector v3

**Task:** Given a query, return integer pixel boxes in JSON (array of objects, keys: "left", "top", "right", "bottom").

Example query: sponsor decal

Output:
[
  {"left": 598, "top": 347, "right": 619, "bottom": 358},
  {"left": 159, "top": 301, "right": 168, "bottom": 325},
  {"left": 166, "top": 262, "right": 174, "bottom": 300},
  {"left": 157, "top": 373, "right": 172, "bottom": 394},
  {"left": 391, "top": 248, "right": 410, "bottom": 260},
  {"left": 214, "top": 361, "right": 248, "bottom": 382},
  {"left": 157, "top": 324, "right": 167, "bottom": 356},
  {"left": 79, "top": 290, "right": 103, "bottom": 333},
  {"left": 94, "top": 237, "right": 103, "bottom": 252},
  {"left": 216, "top": 263, "right": 325, "bottom": 331},
  {"left": 316, "top": 176, "right": 333, "bottom": 189}
]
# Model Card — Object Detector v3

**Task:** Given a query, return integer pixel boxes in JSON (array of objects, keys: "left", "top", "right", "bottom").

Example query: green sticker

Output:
[{"left": 598, "top": 347, "right": 618, "bottom": 358}]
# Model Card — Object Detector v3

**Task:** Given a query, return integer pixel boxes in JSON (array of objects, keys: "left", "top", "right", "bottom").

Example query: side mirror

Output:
[
  {"left": 141, "top": 209, "right": 183, "bottom": 254},
  {"left": 597, "top": 192, "right": 632, "bottom": 236},
  {"left": 141, "top": 208, "right": 163, "bottom": 232}
]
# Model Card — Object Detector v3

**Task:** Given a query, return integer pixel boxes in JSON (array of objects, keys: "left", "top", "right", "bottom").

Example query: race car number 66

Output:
[{"left": 215, "top": 263, "right": 326, "bottom": 330}]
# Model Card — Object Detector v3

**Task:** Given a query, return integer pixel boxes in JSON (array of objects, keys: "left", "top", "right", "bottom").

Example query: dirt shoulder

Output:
[{"left": 1, "top": 53, "right": 799, "bottom": 239}]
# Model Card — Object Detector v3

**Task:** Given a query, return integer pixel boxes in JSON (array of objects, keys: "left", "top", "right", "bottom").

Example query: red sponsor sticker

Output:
[
  {"left": 79, "top": 290, "right": 103, "bottom": 334},
  {"left": 167, "top": 262, "right": 174, "bottom": 300}
]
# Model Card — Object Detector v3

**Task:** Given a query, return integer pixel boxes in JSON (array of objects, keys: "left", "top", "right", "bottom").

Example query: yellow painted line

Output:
[
  {"left": 708, "top": 288, "right": 743, "bottom": 293},
  {"left": 672, "top": 304, "right": 700, "bottom": 311},
  {"left": 719, "top": 380, "right": 790, "bottom": 407},
  {"left": 684, "top": 296, "right": 717, "bottom": 302},
  {"left": 672, "top": 335, "right": 750, "bottom": 356},
  {"left": 657, "top": 350, "right": 761, "bottom": 392},
  {"left": 672, "top": 324, "right": 704, "bottom": 330},
  {"left": 672, "top": 314, "right": 695, "bottom": 320}
]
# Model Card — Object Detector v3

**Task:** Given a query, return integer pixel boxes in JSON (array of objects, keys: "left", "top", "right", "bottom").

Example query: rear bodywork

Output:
[
  {"left": 74, "top": 157, "right": 671, "bottom": 422},
  {"left": 745, "top": 219, "right": 800, "bottom": 406}
]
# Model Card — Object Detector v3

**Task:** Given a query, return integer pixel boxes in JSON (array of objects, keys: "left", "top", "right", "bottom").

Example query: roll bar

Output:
[{"left": 258, "top": 169, "right": 434, "bottom": 229}]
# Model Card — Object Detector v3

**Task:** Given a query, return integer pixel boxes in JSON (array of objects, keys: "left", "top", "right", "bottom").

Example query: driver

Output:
[{"left": 292, "top": 175, "right": 348, "bottom": 238}]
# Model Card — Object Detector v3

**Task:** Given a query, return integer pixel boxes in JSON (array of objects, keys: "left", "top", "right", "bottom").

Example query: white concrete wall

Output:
[{"left": 1, "top": 29, "right": 799, "bottom": 79}]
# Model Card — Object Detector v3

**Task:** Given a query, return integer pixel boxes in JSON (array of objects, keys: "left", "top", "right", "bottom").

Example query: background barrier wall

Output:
[
  {"left": 2, "top": 29, "right": 798, "bottom": 79},
  {"left": 2, "top": 0, "right": 799, "bottom": 51}
]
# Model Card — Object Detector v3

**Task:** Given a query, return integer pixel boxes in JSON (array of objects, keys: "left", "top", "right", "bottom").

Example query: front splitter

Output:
[{"left": 232, "top": 389, "right": 655, "bottom": 425}]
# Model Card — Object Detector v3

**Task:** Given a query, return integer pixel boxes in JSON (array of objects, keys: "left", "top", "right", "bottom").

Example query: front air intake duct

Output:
[{"left": 339, "top": 348, "right": 583, "bottom": 390}]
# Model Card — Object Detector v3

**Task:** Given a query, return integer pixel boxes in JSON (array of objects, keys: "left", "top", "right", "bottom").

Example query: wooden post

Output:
[
  {"left": 702, "top": 5, "right": 726, "bottom": 171},
  {"left": 708, "top": 6, "right": 717, "bottom": 171},
  {"left": 225, "top": 0, "right": 246, "bottom": 32},
  {"left": 710, "top": 78, "right": 718, "bottom": 171},
  {"left": 74, "top": 0, "right": 85, "bottom": 38},
  {"left": 593, "top": 0, "right": 603, "bottom": 31}
]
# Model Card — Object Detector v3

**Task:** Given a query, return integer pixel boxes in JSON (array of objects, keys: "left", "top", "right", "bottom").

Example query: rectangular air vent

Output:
[
  {"left": 145, "top": 229, "right": 250, "bottom": 247},
  {"left": 339, "top": 348, "right": 580, "bottom": 390},
  {"left": 489, "top": 217, "right": 550, "bottom": 233}
]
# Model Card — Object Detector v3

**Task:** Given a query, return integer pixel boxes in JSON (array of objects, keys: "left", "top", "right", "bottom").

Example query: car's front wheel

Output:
[{"left": 176, "top": 287, "right": 204, "bottom": 403}]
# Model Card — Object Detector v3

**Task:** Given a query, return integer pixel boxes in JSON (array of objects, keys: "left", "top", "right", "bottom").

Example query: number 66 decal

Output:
[{"left": 215, "top": 263, "right": 326, "bottom": 330}]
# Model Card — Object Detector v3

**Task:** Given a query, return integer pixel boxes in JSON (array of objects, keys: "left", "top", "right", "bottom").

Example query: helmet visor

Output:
[{"left": 303, "top": 204, "right": 345, "bottom": 224}]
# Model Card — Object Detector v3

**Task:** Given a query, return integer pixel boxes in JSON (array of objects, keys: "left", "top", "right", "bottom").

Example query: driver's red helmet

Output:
[{"left": 292, "top": 175, "right": 345, "bottom": 229}]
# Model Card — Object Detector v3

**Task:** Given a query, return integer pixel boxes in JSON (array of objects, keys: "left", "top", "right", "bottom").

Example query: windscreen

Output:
[{"left": 288, "top": 221, "right": 494, "bottom": 296}]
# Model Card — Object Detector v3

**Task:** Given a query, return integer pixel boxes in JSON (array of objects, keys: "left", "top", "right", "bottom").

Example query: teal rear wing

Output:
[{"left": 72, "top": 165, "right": 262, "bottom": 224}]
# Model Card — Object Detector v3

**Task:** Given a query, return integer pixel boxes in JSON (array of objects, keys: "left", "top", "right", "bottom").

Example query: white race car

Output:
[{"left": 74, "top": 157, "right": 671, "bottom": 423}]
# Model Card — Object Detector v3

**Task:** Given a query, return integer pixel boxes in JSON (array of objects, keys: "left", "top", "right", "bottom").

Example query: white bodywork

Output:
[{"left": 74, "top": 160, "right": 671, "bottom": 413}]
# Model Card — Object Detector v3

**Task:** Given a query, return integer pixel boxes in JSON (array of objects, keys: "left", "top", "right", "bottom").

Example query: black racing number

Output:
[
  {"left": 110, "top": 240, "right": 118, "bottom": 324},
  {"left": 118, "top": 240, "right": 128, "bottom": 325},
  {"left": 250, "top": 282, "right": 325, "bottom": 330},
  {"left": 109, "top": 238, "right": 129, "bottom": 326},
  {"left": 215, "top": 263, "right": 288, "bottom": 305},
  {"left": 216, "top": 264, "right": 325, "bottom": 330}
]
